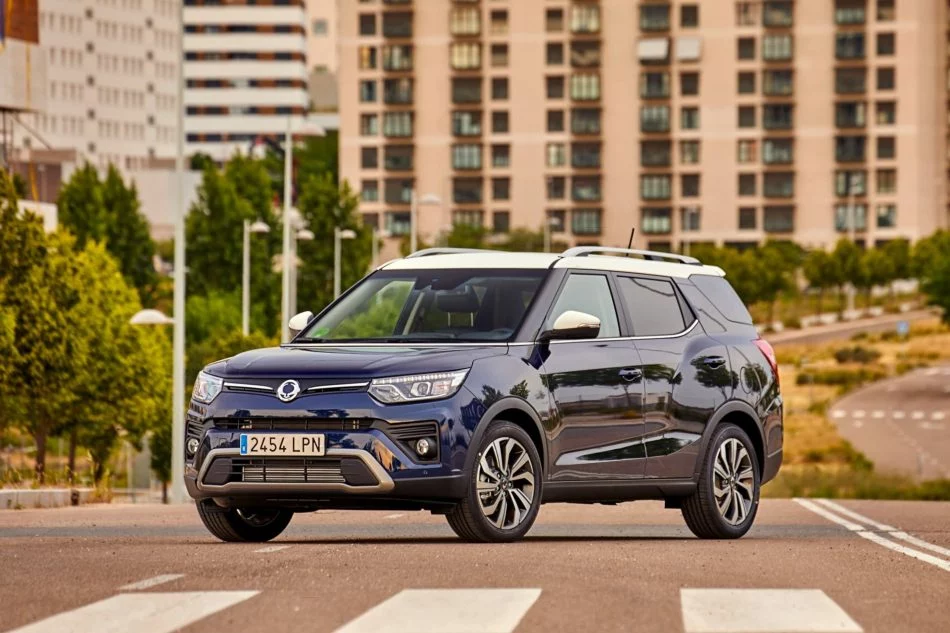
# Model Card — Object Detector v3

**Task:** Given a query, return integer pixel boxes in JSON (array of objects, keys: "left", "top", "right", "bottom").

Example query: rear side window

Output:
[
  {"left": 546, "top": 274, "right": 620, "bottom": 338},
  {"left": 616, "top": 276, "right": 688, "bottom": 336},
  {"left": 689, "top": 275, "right": 753, "bottom": 325}
]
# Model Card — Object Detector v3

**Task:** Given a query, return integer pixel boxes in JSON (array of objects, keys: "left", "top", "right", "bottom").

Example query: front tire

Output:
[
  {"left": 196, "top": 500, "right": 293, "bottom": 543},
  {"left": 681, "top": 423, "right": 760, "bottom": 539},
  {"left": 446, "top": 421, "right": 542, "bottom": 543}
]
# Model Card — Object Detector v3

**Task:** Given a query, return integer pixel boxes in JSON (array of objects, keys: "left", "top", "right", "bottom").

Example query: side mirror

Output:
[
  {"left": 288, "top": 311, "right": 314, "bottom": 338},
  {"left": 539, "top": 310, "right": 601, "bottom": 342}
]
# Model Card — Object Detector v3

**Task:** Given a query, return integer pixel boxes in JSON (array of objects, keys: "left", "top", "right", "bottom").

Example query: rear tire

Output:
[
  {"left": 196, "top": 500, "right": 293, "bottom": 543},
  {"left": 681, "top": 423, "right": 760, "bottom": 539},
  {"left": 446, "top": 421, "right": 542, "bottom": 543}
]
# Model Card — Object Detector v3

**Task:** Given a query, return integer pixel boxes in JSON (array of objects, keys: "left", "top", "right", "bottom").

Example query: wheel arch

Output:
[
  {"left": 694, "top": 401, "right": 765, "bottom": 479},
  {"left": 464, "top": 397, "right": 548, "bottom": 477}
]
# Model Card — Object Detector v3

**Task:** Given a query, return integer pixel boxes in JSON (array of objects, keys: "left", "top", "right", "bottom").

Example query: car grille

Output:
[
  {"left": 235, "top": 458, "right": 347, "bottom": 484},
  {"left": 214, "top": 418, "right": 375, "bottom": 432}
]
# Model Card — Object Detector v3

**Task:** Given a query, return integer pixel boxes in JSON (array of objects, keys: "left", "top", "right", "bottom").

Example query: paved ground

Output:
[
  {"left": 1, "top": 499, "right": 948, "bottom": 633},
  {"left": 831, "top": 365, "right": 950, "bottom": 480}
]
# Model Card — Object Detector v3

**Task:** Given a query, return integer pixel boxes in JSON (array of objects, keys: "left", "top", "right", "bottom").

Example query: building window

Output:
[
  {"left": 452, "top": 144, "right": 482, "bottom": 170},
  {"left": 492, "top": 144, "right": 510, "bottom": 168},
  {"left": 572, "top": 209, "right": 602, "bottom": 236},
  {"left": 680, "top": 140, "right": 700, "bottom": 164},
  {"left": 453, "top": 210, "right": 484, "bottom": 227},
  {"left": 836, "top": 136, "right": 867, "bottom": 162},
  {"left": 737, "top": 37, "right": 755, "bottom": 60},
  {"left": 360, "top": 114, "right": 378, "bottom": 136},
  {"left": 547, "top": 43, "right": 564, "bottom": 65},
  {"left": 639, "top": 4, "right": 670, "bottom": 31},
  {"left": 547, "top": 209, "right": 567, "bottom": 232},
  {"left": 681, "top": 107, "right": 700, "bottom": 130},
  {"left": 836, "top": 68, "right": 866, "bottom": 94},
  {"left": 764, "top": 172, "right": 794, "bottom": 198},
  {"left": 641, "top": 105, "right": 670, "bottom": 133},
  {"left": 641, "top": 141, "right": 671, "bottom": 167},
  {"left": 763, "top": 34, "right": 792, "bottom": 60},
  {"left": 739, "top": 173, "right": 757, "bottom": 196},
  {"left": 877, "top": 67, "right": 895, "bottom": 90},
  {"left": 876, "top": 204, "right": 897, "bottom": 228},
  {"left": 763, "top": 70, "right": 793, "bottom": 96},
  {"left": 877, "top": 169, "right": 896, "bottom": 194},
  {"left": 362, "top": 213, "right": 379, "bottom": 229},
  {"left": 834, "top": 204, "right": 868, "bottom": 232},
  {"left": 836, "top": 170, "right": 867, "bottom": 196},
  {"left": 359, "top": 14, "right": 376, "bottom": 36},
  {"left": 490, "top": 44, "right": 509, "bottom": 68},
  {"left": 680, "top": 72, "right": 699, "bottom": 96},
  {"left": 641, "top": 175, "right": 672, "bottom": 200},
  {"left": 875, "top": 101, "right": 896, "bottom": 125},
  {"left": 382, "top": 12, "right": 412, "bottom": 38},
  {"left": 450, "top": 7, "right": 480, "bottom": 35},
  {"left": 453, "top": 178, "right": 483, "bottom": 204},
  {"left": 452, "top": 78, "right": 482, "bottom": 103},
  {"left": 737, "top": 140, "right": 757, "bottom": 164},
  {"left": 546, "top": 8, "right": 564, "bottom": 32},
  {"left": 547, "top": 110, "right": 565, "bottom": 132},
  {"left": 642, "top": 207, "right": 672, "bottom": 234},
  {"left": 877, "top": 0, "right": 895, "bottom": 22},
  {"left": 383, "top": 78, "right": 413, "bottom": 104},
  {"left": 450, "top": 43, "right": 481, "bottom": 70},
  {"left": 383, "top": 45, "right": 413, "bottom": 70},
  {"left": 492, "top": 211, "right": 510, "bottom": 234},
  {"left": 572, "top": 142, "right": 601, "bottom": 169},
  {"left": 681, "top": 206, "right": 701, "bottom": 231},
  {"left": 762, "top": 1, "right": 793, "bottom": 27},
  {"left": 313, "top": 19, "right": 328, "bottom": 35},
  {"left": 764, "top": 206, "right": 794, "bottom": 233},
  {"left": 492, "top": 78, "right": 509, "bottom": 101},
  {"left": 681, "top": 174, "right": 700, "bottom": 198},
  {"left": 571, "top": 4, "right": 601, "bottom": 33},
  {"left": 877, "top": 136, "right": 895, "bottom": 159},
  {"left": 547, "top": 76, "right": 565, "bottom": 99},
  {"left": 361, "top": 180, "right": 379, "bottom": 202},
  {"left": 835, "top": 0, "right": 866, "bottom": 25},
  {"left": 571, "top": 41, "right": 601, "bottom": 67},
  {"left": 384, "top": 145, "right": 414, "bottom": 171},
  {"left": 571, "top": 74, "right": 601, "bottom": 100},
  {"left": 572, "top": 177, "right": 602, "bottom": 201},
  {"left": 763, "top": 139, "right": 794, "bottom": 164},
  {"left": 572, "top": 108, "right": 601, "bottom": 134},
  {"left": 736, "top": 2, "right": 758, "bottom": 26},
  {"left": 835, "top": 33, "right": 865, "bottom": 60},
  {"left": 836, "top": 102, "right": 866, "bottom": 128},
  {"left": 738, "top": 207, "right": 757, "bottom": 230},
  {"left": 492, "top": 111, "right": 509, "bottom": 134},
  {"left": 738, "top": 72, "right": 756, "bottom": 94},
  {"left": 492, "top": 178, "right": 510, "bottom": 201},
  {"left": 385, "top": 179, "right": 414, "bottom": 205},
  {"left": 547, "top": 143, "right": 567, "bottom": 167},
  {"left": 359, "top": 46, "right": 377, "bottom": 69},
  {"left": 681, "top": 5, "right": 699, "bottom": 28},
  {"left": 359, "top": 80, "right": 377, "bottom": 102},
  {"left": 877, "top": 32, "right": 895, "bottom": 56},
  {"left": 738, "top": 106, "right": 756, "bottom": 128},
  {"left": 386, "top": 212, "right": 412, "bottom": 236},
  {"left": 490, "top": 9, "right": 508, "bottom": 35},
  {"left": 383, "top": 112, "right": 413, "bottom": 137},
  {"left": 452, "top": 110, "right": 482, "bottom": 136},
  {"left": 763, "top": 104, "right": 793, "bottom": 130},
  {"left": 641, "top": 72, "right": 670, "bottom": 98},
  {"left": 361, "top": 147, "right": 378, "bottom": 169},
  {"left": 547, "top": 177, "right": 566, "bottom": 200}
]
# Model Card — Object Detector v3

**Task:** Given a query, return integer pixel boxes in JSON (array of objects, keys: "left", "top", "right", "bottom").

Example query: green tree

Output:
[
  {"left": 832, "top": 238, "right": 862, "bottom": 312},
  {"left": 803, "top": 249, "right": 839, "bottom": 315},
  {"left": 189, "top": 152, "right": 216, "bottom": 171},
  {"left": 755, "top": 243, "right": 797, "bottom": 325},
  {"left": 446, "top": 223, "right": 489, "bottom": 249},
  {"left": 101, "top": 166, "right": 159, "bottom": 304},
  {"left": 914, "top": 231, "right": 950, "bottom": 324},
  {"left": 857, "top": 249, "right": 896, "bottom": 307},
  {"left": 263, "top": 130, "right": 341, "bottom": 196},
  {"left": 57, "top": 163, "right": 109, "bottom": 246},
  {"left": 187, "top": 329, "right": 276, "bottom": 384}
]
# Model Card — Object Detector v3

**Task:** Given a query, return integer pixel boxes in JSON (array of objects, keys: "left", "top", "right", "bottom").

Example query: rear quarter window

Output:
[{"left": 689, "top": 275, "right": 753, "bottom": 325}]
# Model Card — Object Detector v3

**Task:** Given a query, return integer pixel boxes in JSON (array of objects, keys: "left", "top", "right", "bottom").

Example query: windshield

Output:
[{"left": 298, "top": 269, "right": 547, "bottom": 343}]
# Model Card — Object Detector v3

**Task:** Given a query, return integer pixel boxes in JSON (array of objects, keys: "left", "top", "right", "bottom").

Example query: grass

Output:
[{"left": 764, "top": 321, "right": 950, "bottom": 500}]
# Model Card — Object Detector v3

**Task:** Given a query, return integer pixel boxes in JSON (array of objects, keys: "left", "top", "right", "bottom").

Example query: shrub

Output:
[
  {"left": 833, "top": 346, "right": 882, "bottom": 365},
  {"left": 796, "top": 366, "right": 887, "bottom": 388}
]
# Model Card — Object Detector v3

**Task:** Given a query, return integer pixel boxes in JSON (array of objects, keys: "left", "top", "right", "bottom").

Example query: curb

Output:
[{"left": 0, "top": 488, "right": 95, "bottom": 509}]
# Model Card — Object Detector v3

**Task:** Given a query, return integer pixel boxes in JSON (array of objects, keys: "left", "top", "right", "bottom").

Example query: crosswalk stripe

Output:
[
  {"left": 6, "top": 591, "right": 259, "bottom": 633},
  {"left": 254, "top": 545, "right": 291, "bottom": 554},
  {"left": 680, "top": 589, "right": 862, "bottom": 633},
  {"left": 118, "top": 574, "right": 184, "bottom": 591},
  {"left": 333, "top": 589, "right": 541, "bottom": 633}
]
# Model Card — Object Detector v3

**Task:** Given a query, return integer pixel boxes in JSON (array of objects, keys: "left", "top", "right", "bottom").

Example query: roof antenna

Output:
[{"left": 626, "top": 227, "right": 636, "bottom": 253}]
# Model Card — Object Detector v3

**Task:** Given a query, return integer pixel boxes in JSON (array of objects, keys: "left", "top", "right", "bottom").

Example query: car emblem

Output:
[{"left": 277, "top": 380, "right": 301, "bottom": 403}]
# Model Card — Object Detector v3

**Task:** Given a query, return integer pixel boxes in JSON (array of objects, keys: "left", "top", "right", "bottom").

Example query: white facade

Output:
[
  {"left": 12, "top": 0, "right": 181, "bottom": 173},
  {"left": 183, "top": 0, "right": 312, "bottom": 160}
]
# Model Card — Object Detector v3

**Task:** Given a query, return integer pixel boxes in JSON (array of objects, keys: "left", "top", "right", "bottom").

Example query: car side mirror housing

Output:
[
  {"left": 288, "top": 311, "right": 314, "bottom": 338},
  {"left": 539, "top": 310, "right": 601, "bottom": 342}
]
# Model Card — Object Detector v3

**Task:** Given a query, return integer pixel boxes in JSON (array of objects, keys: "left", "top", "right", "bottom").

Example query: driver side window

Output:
[{"left": 546, "top": 274, "right": 620, "bottom": 338}]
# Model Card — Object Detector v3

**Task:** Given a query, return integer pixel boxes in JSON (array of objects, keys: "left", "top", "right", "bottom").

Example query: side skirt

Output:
[{"left": 541, "top": 479, "right": 696, "bottom": 504}]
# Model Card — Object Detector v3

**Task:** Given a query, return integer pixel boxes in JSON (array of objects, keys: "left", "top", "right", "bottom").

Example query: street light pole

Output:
[
  {"left": 334, "top": 228, "right": 357, "bottom": 298},
  {"left": 281, "top": 118, "right": 293, "bottom": 342},
  {"left": 242, "top": 220, "right": 270, "bottom": 336},
  {"left": 543, "top": 214, "right": 551, "bottom": 254},
  {"left": 846, "top": 173, "right": 857, "bottom": 315},
  {"left": 409, "top": 190, "right": 417, "bottom": 254}
]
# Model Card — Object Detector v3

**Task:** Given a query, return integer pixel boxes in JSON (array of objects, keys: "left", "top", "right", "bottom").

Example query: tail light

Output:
[{"left": 754, "top": 338, "right": 780, "bottom": 388}]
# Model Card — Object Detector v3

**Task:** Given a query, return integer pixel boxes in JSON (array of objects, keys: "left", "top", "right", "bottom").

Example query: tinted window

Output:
[
  {"left": 546, "top": 274, "right": 620, "bottom": 338},
  {"left": 617, "top": 276, "right": 687, "bottom": 336},
  {"left": 690, "top": 275, "right": 753, "bottom": 325}
]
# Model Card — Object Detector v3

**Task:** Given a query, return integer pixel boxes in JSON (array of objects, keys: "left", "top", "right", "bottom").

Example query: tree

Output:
[
  {"left": 857, "top": 249, "right": 895, "bottom": 307},
  {"left": 446, "top": 223, "right": 489, "bottom": 249},
  {"left": 187, "top": 329, "right": 276, "bottom": 384},
  {"left": 755, "top": 243, "right": 796, "bottom": 324},
  {"left": 57, "top": 163, "right": 109, "bottom": 246},
  {"left": 831, "top": 238, "right": 862, "bottom": 312},
  {"left": 803, "top": 249, "right": 838, "bottom": 314},
  {"left": 263, "top": 130, "right": 341, "bottom": 196},
  {"left": 914, "top": 231, "right": 950, "bottom": 324}
]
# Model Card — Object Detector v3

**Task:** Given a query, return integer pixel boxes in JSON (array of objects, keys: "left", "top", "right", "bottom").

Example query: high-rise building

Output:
[
  {"left": 306, "top": 0, "right": 339, "bottom": 112},
  {"left": 339, "top": 0, "right": 948, "bottom": 256},
  {"left": 184, "top": 0, "right": 311, "bottom": 160},
  {"left": 8, "top": 0, "right": 179, "bottom": 196}
]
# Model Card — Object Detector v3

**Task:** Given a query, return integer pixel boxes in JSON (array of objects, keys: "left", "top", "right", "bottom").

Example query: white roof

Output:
[{"left": 381, "top": 251, "right": 725, "bottom": 279}]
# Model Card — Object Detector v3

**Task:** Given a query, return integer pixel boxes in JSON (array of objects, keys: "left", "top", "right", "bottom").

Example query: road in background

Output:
[
  {"left": 1, "top": 501, "right": 948, "bottom": 633},
  {"left": 769, "top": 310, "right": 937, "bottom": 347},
  {"left": 830, "top": 365, "right": 950, "bottom": 481}
]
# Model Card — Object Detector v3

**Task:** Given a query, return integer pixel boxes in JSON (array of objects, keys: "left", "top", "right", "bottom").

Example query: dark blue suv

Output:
[{"left": 186, "top": 248, "right": 783, "bottom": 543}]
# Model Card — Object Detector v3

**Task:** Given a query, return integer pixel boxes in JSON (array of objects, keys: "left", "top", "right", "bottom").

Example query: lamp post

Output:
[
  {"left": 290, "top": 227, "right": 314, "bottom": 318},
  {"left": 409, "top": 191, "right": 442, "bottom": 254},
  {"left": 683, "top": 206, "right": 699, "bottom": 258},
  {"left": 334, "top": 228, "right": 358, "bottom": 298},
  {"left": 846, "top": 173, "right": 858, "bottom": 316},
  {"left": 242, "top": 219, "right": 270, "bottom": 337},
  {"left": 372, "top": 227, "right": 391, "bottom": 269},
  {"left": 171, "top": 0, "right": 187, "bottom": 504}
]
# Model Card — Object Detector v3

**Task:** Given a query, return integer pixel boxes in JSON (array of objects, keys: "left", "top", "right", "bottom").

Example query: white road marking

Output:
[
  {"left": 831, "top": 410, "right": 846, "bottom": 419},
  {"left": 793, "top": 499, "right": 863, "bottom": 531},
  {"left": 931, "top": 412, "right": 946, "bottom": 421},
  {"left": 118, "top": 574, "right": 184, "bottom": 591},
  {"left": 254, "top": 545, "right": 290, "bottom": 554},
  {"left": 893, "top": 411, "right": 906, "bottom": 419},
  {"left": 333, "top": 588, "right": 541, "bottom": 633},
  {"left": 857, "top": 532, "right": 950, "bottom": 573},
  {"left": 912, "top": 411, "right": 926, "bottom": 420},
  {"left": 920, "top": 422, "right": 946, "bottom": 431},
  {"left": 885, "top": 385, "right": 897, "bottom": 392},
  {"left": 680, "top": 589, "right": 862, "bottom": 633},
  {"left": 384, "top": 513, "right": 405, "bottom": 519},
  {"left": 852, "top": 421, "right": 864, "bottom": 429},
  {"left": 815, "top": 499, "right": 950, "bottom": 559},
  {"left": 6, "top": 591, "right": 258, "bottom": 633},
  {"left": 852, "top": 410, "right": 866, "bottom": 419},
  {"left": 870, "top": 411, "right": 885, "bottom": 419},
  {"left": 925, "top": 368, "right": 940, "bottom": 377}
]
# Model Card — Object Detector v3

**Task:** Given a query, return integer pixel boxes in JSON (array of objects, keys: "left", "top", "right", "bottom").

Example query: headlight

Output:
[
  {"left": 192, "top": 371, "right": 224, "bottom": 404},
  {"left": 368, "top": 370, "right": 469, "bottom": 404}
]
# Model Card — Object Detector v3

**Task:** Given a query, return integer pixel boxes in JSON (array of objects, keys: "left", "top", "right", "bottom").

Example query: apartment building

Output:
[
  {"left": 307, "top": 0, "right": 339, "bottom": 111},
  {"left": 184, "top": 0, "right": 311, "bottom": 159},
  {"left": 9, "top": 0, "right": 180, "bottom": 188},
  {"left": 339, "top": 0, "right": 948, "bottom": 255}
]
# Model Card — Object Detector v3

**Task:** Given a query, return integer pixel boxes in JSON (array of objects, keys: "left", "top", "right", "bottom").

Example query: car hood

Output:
[{"left": 208, "top": 344, "right": 509, "bottom": 380}]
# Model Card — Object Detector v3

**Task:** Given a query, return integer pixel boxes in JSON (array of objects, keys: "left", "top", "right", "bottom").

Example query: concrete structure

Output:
[
  {"left": 307, "top": 0, "right": 339, "bottom": 112},
  {"left": 339, "top": 0, "right": 949, "bottom": 256},
  {"left": 8, "top": 0, "right": 180, "bottom": 184},
  {"left": 184, "top": 0, "right": 311, "bottom": 160}
]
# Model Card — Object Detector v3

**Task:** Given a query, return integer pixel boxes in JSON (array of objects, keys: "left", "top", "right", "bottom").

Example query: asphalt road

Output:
[
  {"left": 1, "top": 500, "right": 948, "bottom": 633},
  {"left": 831, "top": 365, "right": 950, "bottom": 481},
  {"left": 769, "top": 310, "right": 936, "bottom": 347}
]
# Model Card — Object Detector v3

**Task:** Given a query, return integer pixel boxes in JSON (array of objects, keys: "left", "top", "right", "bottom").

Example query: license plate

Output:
[{"left": 240, "top": 434, "right": 325, "bottom": 457}]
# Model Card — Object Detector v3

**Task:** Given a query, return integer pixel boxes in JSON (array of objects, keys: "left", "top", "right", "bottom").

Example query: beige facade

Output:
[{"left": 339, "top": 0, "right": 949, "bottom": 258}]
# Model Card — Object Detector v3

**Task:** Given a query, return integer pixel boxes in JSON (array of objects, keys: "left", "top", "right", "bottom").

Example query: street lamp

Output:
[
  {"left": 846, "top": 173, "right": 859, "bottom": 316},
  {"left": 334, "top": 228, "right": 357, "bottom": 298},
  {"left": 130, "top": 309, "right": 175, "bottom": 326},
  {"left": 242, "top": 219, "right": 270, "bottom": 337},
  {"left": 290, "top": 227, "right": 314, "bottom": 318},
  {"left": 410, "top": 191, "right": 442, "bottom": 254},
  {"left": 372, "top": 227, "right": 391, "bottom": 269},
  {"left": 543, "top": 214, "right": 560, "bottom": 254}
]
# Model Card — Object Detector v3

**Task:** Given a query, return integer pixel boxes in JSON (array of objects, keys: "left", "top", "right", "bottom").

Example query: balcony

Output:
[
  {"left": 763, "top": 70, "right": 793, "bottom": 96},
  {"left": 453, "top": 178, "right": 484, "bottom": 204},
  {"left": 382, "top": 45, "right": 413, "bottom": 71},
  {"left": 572, "top": 176, "right": 602, "bottom": 202},
  {"left": 763, "top": 104, "right": 793, "bottom": 130},
  {"left": 571, "top": 4, "right": 601, "bottom": 34},
  {"left": 640, "top": 72, "right": 670, "bottom": 99},
  {"left": 763, "top": 139, "right": 794, "bottom": 164},
  {"left": 763, "top": 172, "right": 794, "bottom": 198},
  {"left": 639, "top": 4, "right": 670, "bottom": 31},
  {"left": 385, "top": 179, "right": 413, "bottom": 205},
  {"left": 641, "top": 175, "right": 672, "bottom": 201},
  {"left": 835, "top": 33, "right": 865, "bottom": 60},
  {"left": 641, "top": 140, "right": 672, "bottom": 167},
  {"left": 452, "top": 110, "right": 482, "bottom": 136},
  {"left": 382, "top": 12, "right": 412, "bottom": 38},
  {"left": 571, "top": 108, "right": 601, "bottom": 135},
  {"left": 571, "top": 41, "right": 601, "bottom": 68},
  {"left": 383, "top": 78, "right": 414, "bottom": 105},
  {"left": 641, "top": 105, "right": 670, "bottom": 133},
  {"left": 452, "top": 78, "right": 482, "bottom": 104},
  {"left": 571, "top": 142, "right": 601, "bottom": 169},
  {"left": 836, "top": 68, "right": 866, "bottom": 94},
  {"left": 835, "top": 102, "right": 866, "bottom": 128},
  {"left": 384, "top": 145, "right": 414, "bottom": 171},
  {"left": 762, "top": 1, "right": 793, "bottom": 27},
  {"left": 836, "top": 136, "right": 867, "bottom": 162},
  {"left": 570, "top": 73, "right": 601, "bottom": 101}
]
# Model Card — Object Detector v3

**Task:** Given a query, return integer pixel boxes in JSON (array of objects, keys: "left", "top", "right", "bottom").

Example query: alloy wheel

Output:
[
  {"left": 475, "top": 437, "right": 536, "bottom": 530},
  {"left": 712, "top": 438, "right": 755, "bottom": 526}
]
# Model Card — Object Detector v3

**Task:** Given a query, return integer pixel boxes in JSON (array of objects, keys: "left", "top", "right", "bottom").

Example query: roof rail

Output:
[
  {"left": 561, "top": 246, "right": 702, "bottom": 266},
  {"left": 404, "top": 247, "right": 498, "bottom": 259}
]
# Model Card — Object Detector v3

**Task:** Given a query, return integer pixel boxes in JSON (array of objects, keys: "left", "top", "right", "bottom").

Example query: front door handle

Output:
[
  {"left": 619, "top": 368, "right": 643, "bottom": 382},
  {"left": 703, "top": 356, "right": 727, "bottom": 369}
]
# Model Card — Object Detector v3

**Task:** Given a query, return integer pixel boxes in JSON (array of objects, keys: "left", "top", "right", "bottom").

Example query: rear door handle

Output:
[
  {"left": 619, "top": 368, "right": 643, "bottom": 382},
  {"left": 704, "top": 356, "right": 727, "bottom": 369}
]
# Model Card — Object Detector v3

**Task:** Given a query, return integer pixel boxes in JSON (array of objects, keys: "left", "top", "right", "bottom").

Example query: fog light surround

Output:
[
  {"left": 414, "top": 437, "right": 436, "bottom": 458},
  {"left": 186, "top": 437, "right": 200, "bottom": 456}
]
